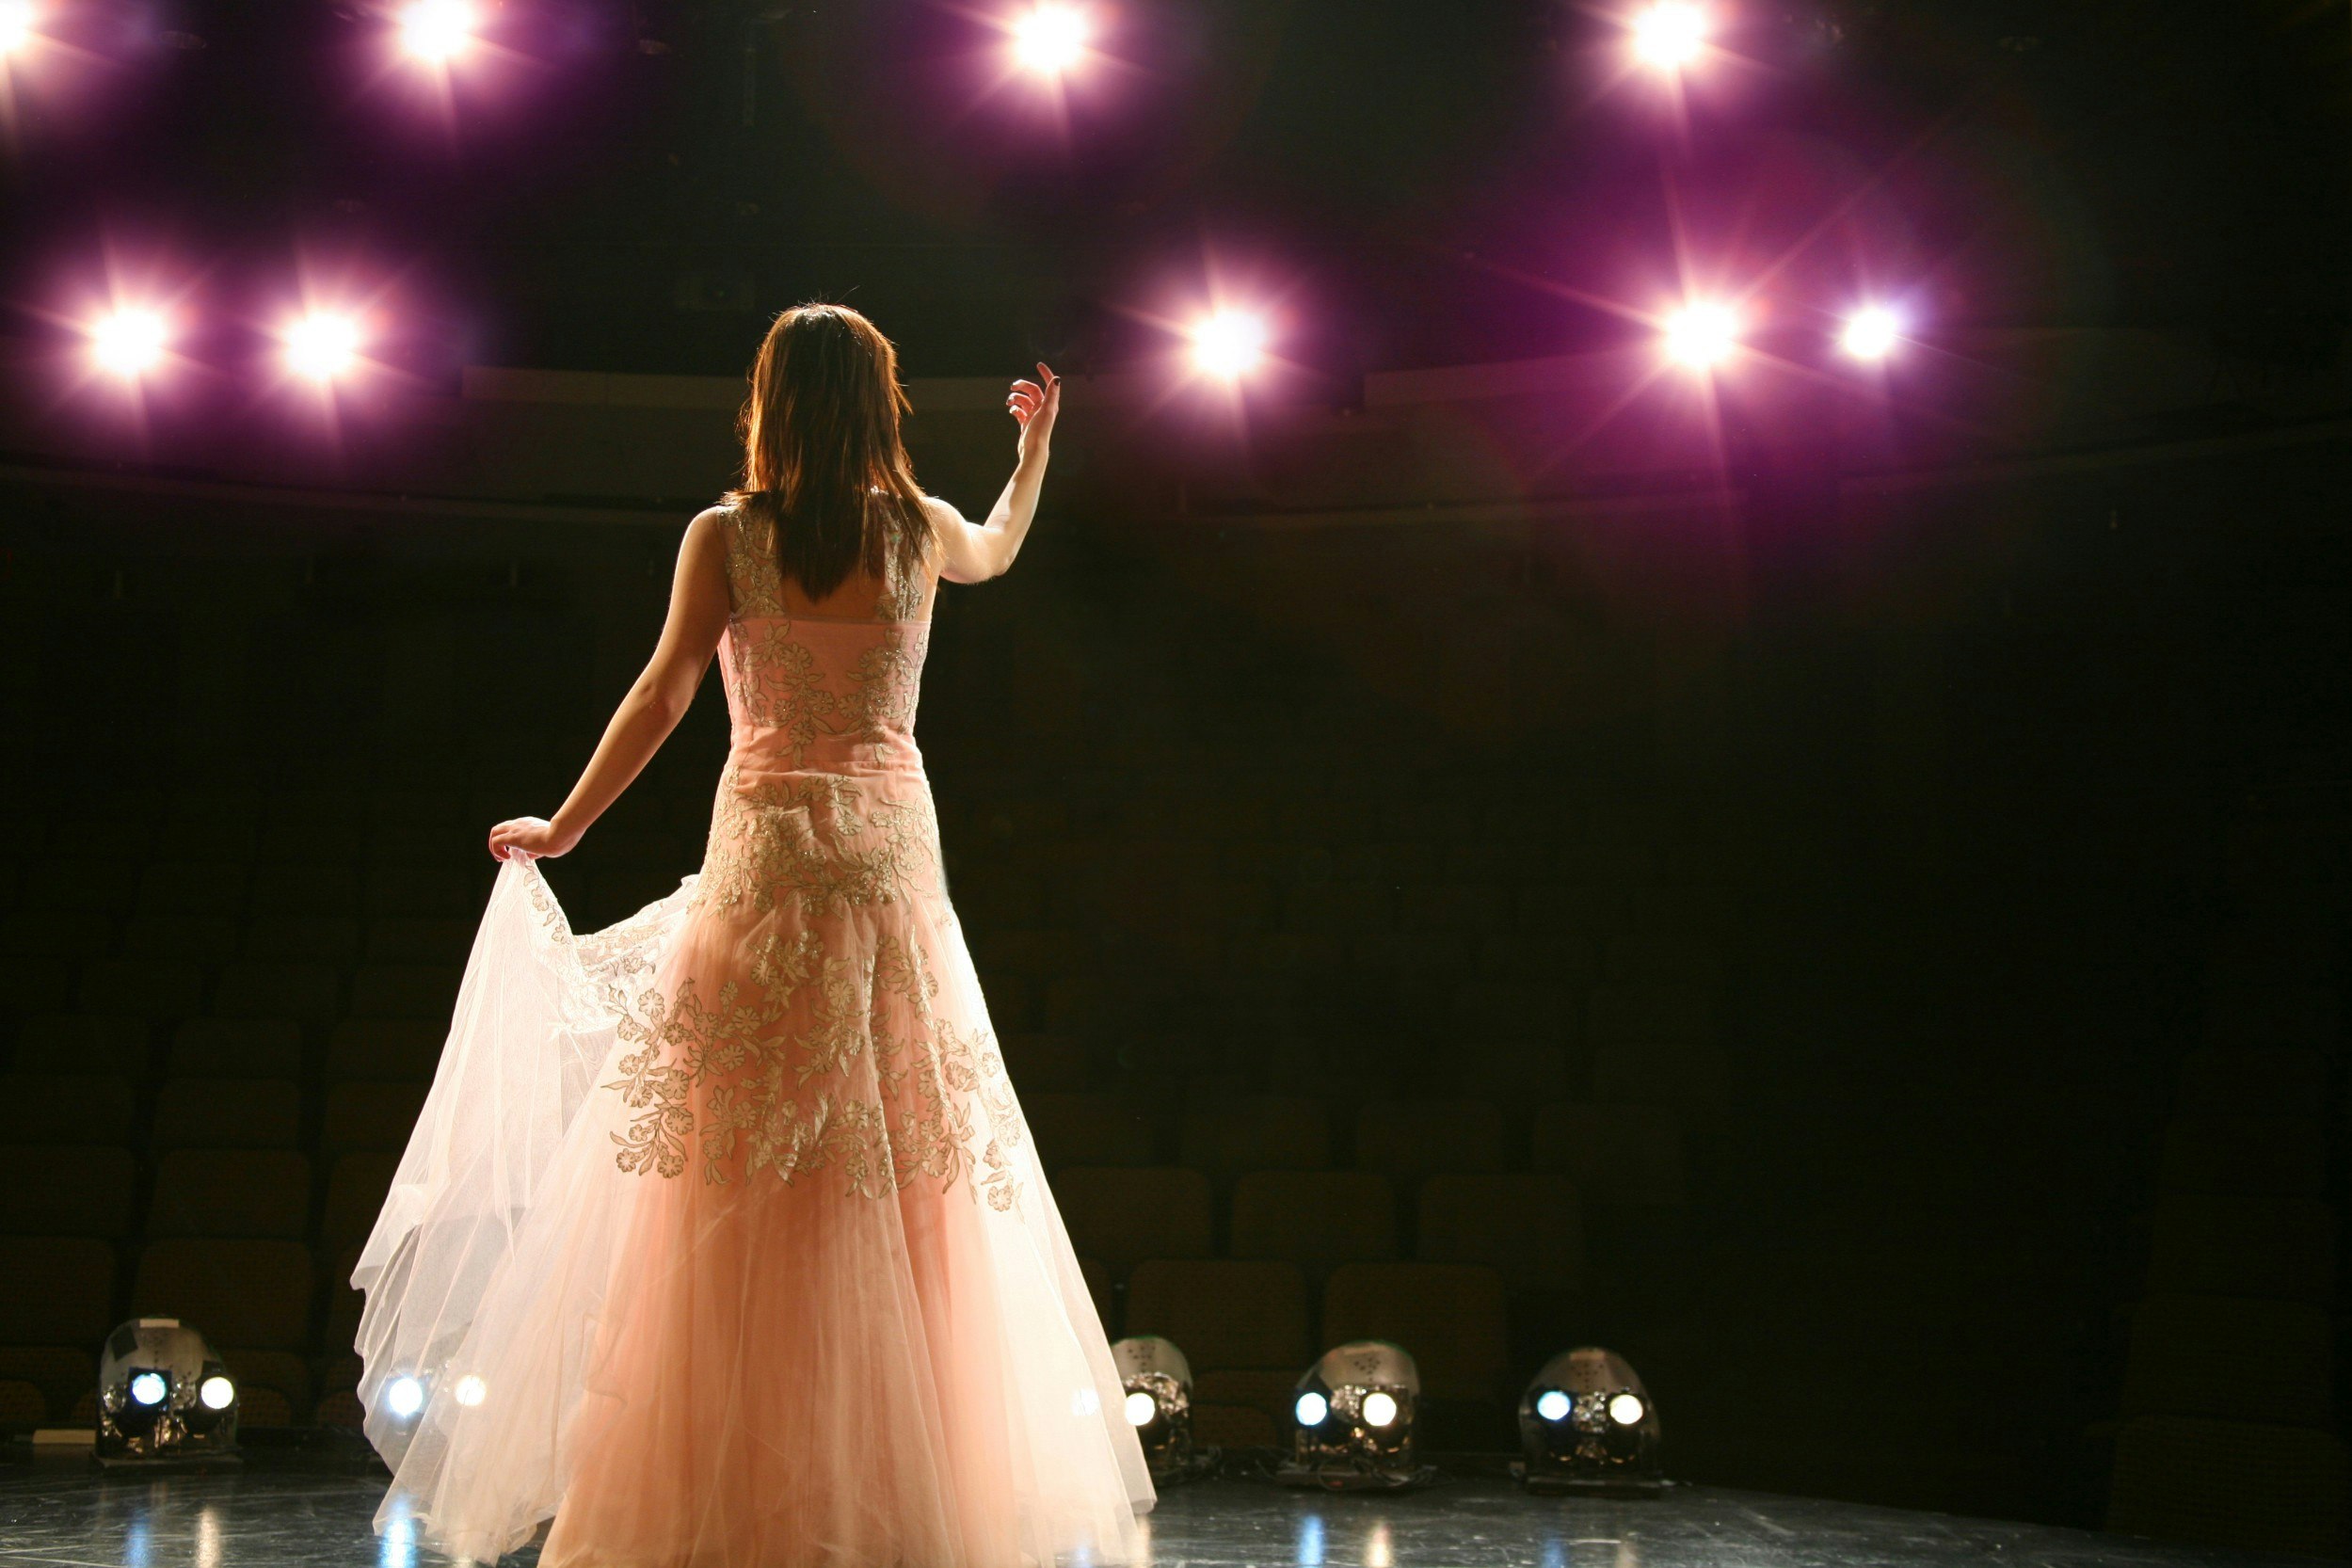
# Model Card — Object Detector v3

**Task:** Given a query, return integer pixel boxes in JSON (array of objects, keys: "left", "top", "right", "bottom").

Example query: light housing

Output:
[
  {"left": 1514, "top": 1346, "right": 1664, "bottom": 1496},
  {"left": 1277, "top": 1340, "right": 1431, "bottom": 1490},
  {"left": 1111, "top": 1336, "right": 1208, "bottom": 1482},
  {"left": 95, "top": 1319, "right": 241, "bottom": 1466}
]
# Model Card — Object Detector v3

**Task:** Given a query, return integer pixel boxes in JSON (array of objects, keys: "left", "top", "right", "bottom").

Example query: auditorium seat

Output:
[
  {"left": 2157, "top": 1115, "right": 2328, "bottom": 1197},
  {"left": 997, "top": 1032, "right": 1092, "bottom": 1093},
  {"left": 323, "top": 1241, "right": 367, "bottom": 1346},
  {"left": 1448, "top": 984, "right": 1569, "bottom": 1050},
  {"left": 364, "top": 917, "right": 473, "bottom": 965},
  {"left": 2, "top": 908, "right": 118, "bottom": 962},
  {"left": 2147, "top": 1195, "right": 2336, "bottom": 1304},
  {"left": 130, "top": 1240, "right": 312, "bottom": 1349},
  {"left": 0, "top": 1238, "right": 118, "bottom": 1346},
  {"left": 0, "top": 1076, "right": 136, "bottom": 1145},
  {"left": 1415, "top": 1173, "right": 1583, "bottom": 1292},
  {"left": 171, "top": 1018, "right": 305, "bottom": 1079},
  {"left": 159, "top": 795, "right": 259, "bottom": 861},
  {"left": 0, "top": 1347, "right": 95, "bottom": 1426},
  {"left": 1190, "top": 1400, "right": 1276, "bottom": 1448},
  {"left": 1077, "top": 1256, "right": 1115, "bottom": 1335},
  {"left": 24, "top": 857, "right": 140, "bottom": 918},
  {"left": 1054, "top": 1168, "right": 1213, "bottom": 1271},
  {"left": 76, "top": 959, "right": 206, "bottom": 1021},
  {"left": 326, "top": 1020, "right": 443, "bottom": 1082},
  {"left": 366, "top": 863, "right": 480, "bottom": 920},
  {"left": 1320, "top": 1262, "right": 1510, "bottom": 1403},
  {"left": 320, "top": 1082, "right": 429, "bottom": 1156},
  {"left": 151, "top": 1079, "right": 303, "bottom": 1151},
  {"left": 10, "top": 1016, "right": 151, "bottom": 1080},
  {"left": 2201, "top": 984, "right": 2338, "bottom": 1051},
  {"left": 2173, "top": 1048, "right": 2328, "bottom": 1118},
  {"left": 0, "top": 1379, "right": 45, "bottom": 1427},
  {"left": 0, "top": 1145, "right": 138, "bottom": 1238},
  {"left": 347, "top": 963, "right": 462, "bottom": 1020},
  {"left": 248, "top": 863, "right": 362, "bottom": 921},
  {"left": 218, "top": 1348, "right": 312, "bottom": 1425},
  {"left": 2120, "top": 1295, "right": 2334, "bottom": 1428},
  {"left": 1023, "top": 1093, "right": 1160, "bottom": 1170},
  {"left": 1124, "top": 1259, "right": 1310, "bottom": 1377},
  {"left": 1458, "top": 1043, "right": 1573, "bottom": 1108},
  {"left": 1591, "top": 1037, "right": 1731, "bottom": 1128},
  {"left": 121, "top": 913, "right": 241, "bottom": 964},
  {"left": 321, "top": 1152, "right": 400, "bottom": 1248},
  {"left": 211, "top": 961, "right": 343, "bottom": 1026},
  {"left": 148, "top": 1150, "right": 312, "bottom": 1240},
  {"left": 1586, "top": 984, "right": 1714, "bottom": 1048},
  {"left": 136, "top": 860, "right": 249, "bottom": 918},
  {"left": 1528, "top": 1102, "right": 1688, "bottom": 1207},
  {"left": 1352, "top": 1100, "right": 1506, "bottom": 1187},
  {"left": 243, "top": 916, "right": 363, "bottom": 965},
  {"left": 1177, "top": 1096, "right": 1331, "bottom": 1180},
  {"left": 1229, "top": 1171, "right": 1396, "bottom": 1271}
]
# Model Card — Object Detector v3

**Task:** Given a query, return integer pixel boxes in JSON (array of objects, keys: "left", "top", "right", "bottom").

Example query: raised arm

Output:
[
  {"left": 488, "top": 507, "right": 732, "bottom": 860},
  {"left": 932, "top": 362, "right": 1061, "bottom": 584}
]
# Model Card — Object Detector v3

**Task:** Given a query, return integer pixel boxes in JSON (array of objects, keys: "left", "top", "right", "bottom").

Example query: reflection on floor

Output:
[{"left": 0, "top": 1456, "right": 2312, "bottom": 1568}]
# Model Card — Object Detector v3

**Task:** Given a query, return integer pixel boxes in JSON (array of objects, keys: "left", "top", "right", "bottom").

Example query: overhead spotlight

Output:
[
  {"left": 96, "top": 1320, "right": 241, "bottom": 1467},
  {"left": 398, "top": 0, "right": 476, "bottom": 64},
  {"left": 283, "top": 311, "right": 362, "bottom": 382},
  {"left": 1278, "top": 1341, "right": 1434, "bottom": 1491},
  {"left": 1630, "top": 2, "right": 1709, "bottom": 71},
  {"left": 1514, "top": 1346, "right": 1665, "bottom": 1496},
  {"left": 383, "top": 1373, "right": 426, "bottom": 1420},
  {"left": 1662, "top": 301, "right": 1738, "bottom": 370},
  {"left": 1112, "top": 1336, "right": 1212, "bottom": 1482},
  {"left": 89, "top": 308, "right": 169, "bottom": 379},
  {"left": 1189, "top": 310, "right": 1268, "bottom": 380},
  {"left": 1010, "top": 5, "right": 1089, "bottom": 75},
  {"left": 0, "top": 0, "right": 38, "bottom": 57},
  {"left": 1840, "top": 305, "right": 1902, "bottom": 360}
]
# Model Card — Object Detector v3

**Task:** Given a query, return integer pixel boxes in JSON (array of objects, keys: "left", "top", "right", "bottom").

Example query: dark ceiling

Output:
[{"left": 5, "top": 0, "right": 2346, "bottom": 381}]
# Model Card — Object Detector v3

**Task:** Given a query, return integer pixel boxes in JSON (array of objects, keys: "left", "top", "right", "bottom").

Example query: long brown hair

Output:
[{"left": 726, "top": 303, "right": 933, "bottom": 599}]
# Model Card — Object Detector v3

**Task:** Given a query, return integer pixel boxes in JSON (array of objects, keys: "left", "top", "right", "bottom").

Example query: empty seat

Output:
[
  {"left": 1230, "top": 1171, "right": 1396, "bottom": 1270},
  {"left": 1586, "top": 984, "right": 1714, "bottom": 1048},
  {"left": 242, "top": 916, "right": 362, "bottom": 965},
  {"left": 212, "top": 961, "right": 342, "bottom": 1026},
  {"left": 130, "top": 1239, "right": 312, "bottom": 1349},
  {"left": 321, "top": 1152, "right": 400, "bottom": 1247},
  {"left": 1352, "top": 1100, "right": 1506, "bottom": 1186},
  {"left": 2201, "top": 984, "right": 2339, "bottom": 1052},
  {"left": 0, "top": 1145, "right": 138, "bottom": 1237},
  {"left": 1591, "top": 1037, "right": 1731, "bottom": 1127},
  {"left": 364, "top": 918, "right": 474, "bottom": 965},
  {"left": 0, "top": 1378, "right": 45, "bottom": 1426},
  {"left": 0, "top": 1238, "right": 117, "bottom": 1344},
  {"left": 0, "top": 1347, "right": 94, "bottom": 1424},
  {"left": 2175, "top": 1048, "right": 2329, "bottom": 1118},
  {"left": 1, "top": 909, "right": 117, "bottom": 962},
  {"left": 1416, "top": 1174, "right": 1582, "bottom": 1292},
  {"left": 1320, "top": 1262, "right": 1509, "bottom": 1402},
  {"left": 151, "top": 1078, "right": 303, "bottom": 1151},
  {"left": 136, "top": 861, "right": 248, "bottom": 918},
  {"left": 1023, "top": 1093, "right": 1159, "bottom": 1170},
  {"left": 2159, "top": 1116, "right": 2328, "bottom": 1197},
  {"left": 248, "top": 863, "right": 362, "bottom": 920},
  {"left": 10, "top": 1016, "right": 152, "bottom": 1079},
  {"left": 1191, "top": 1400, "right": 1276, "bottom": 1448},
  {"left": 172, "top": 1018, "right": 305, "bottom": 1079},
  {"left": 326, "top": 1020, "right": 443, "bottom": 1082},
  {"left": 1530, "top": 1103, "right": 1688, "bottom": 1207},
  {"left": 1449, "top": 983, "right": 1569, "bottom": 1048},
  {"left": 217, "top": 1348, "right": 312, "bottom": 1422},
  {"left": 1054, "top": 1169, "right": 1212, "bottom": 1271},
  {"left": 75, "top": 959, "right": 205, "bottom": 1020},
  {"left": 1457, "top": 1044, "right": 1573, "bottom": 1107},
  {"left": 997, "top": 1033, "right": 1092, "bottom": 1093},
  {"left": 159, "top": 795, "right": 259, "bottom": 860},
  {"left": 366, "top": 863, "right": 481, "bottom": 920},
  {"left": 2121, "top": 1295, "right": 2334, "bottom": 1428},
  {"left": 320, "top": 1081, "right": 428, "bottom": 1156},
  {"left": 1177, "top": 1096, "right": 1330, "bottom": 1180},
  {"left": 348, "top": 964, "right": 461, "bottom": 1020},
  {"left": 2149, "top": 1196, "right": 2336, "bottom": 1304},
  {"left": 24, "top": 857, "right": 141, "bottom": 917},
  {"left": 149, "top": 1150, "right": 313, "bottom": 1240},
  {"left": 323, "top": 1240, "right": 367, "bottom": 1344},
  {"left": 0, "top": 1075, "right": 136, "bottom": 1145},
  {"left": 121, "top": 914, "right": 241, "bottom": 964},
  {"left": 1605, "top": 931, "right": 1723, "bottom": 984},
  {"left": 1124, "top": 1259, "right": 1310, "bottom": 1373},
  {"left": 2107, "top": 1414, "right": 2350, "bottom": 1559}
]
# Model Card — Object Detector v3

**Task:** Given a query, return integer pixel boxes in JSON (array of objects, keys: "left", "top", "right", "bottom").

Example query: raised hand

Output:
[
  {"left": 1008, "top": 362, "right": 1060, "bottom": 464},
  {"left": 488, "top": 815, "right": 580, "bottom": 861}
]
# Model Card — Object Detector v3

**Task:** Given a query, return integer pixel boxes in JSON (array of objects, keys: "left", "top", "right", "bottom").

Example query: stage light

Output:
[
  {"left": 1010, "top": 5, "right": 1088, "bottom": 75},
  {"left": 1190, "top": 310, "right": 1268, "bottom": 379},
  {"left": 283, "top": 312, "right": 362, "bottom": 382},
  {"left": 384, "top": 1374, "right": 426, "bottom": 1419},
  {"left": 1278, "top": 1341, "right": 1431, "bottom": 1490},
  {"left": 1112, "top": 1336, "right": 1208, "bottom": 1482},
  {"left": 1514, "top": 1346, "right": 1664, "bottom": 1496},
  {"left": 1840, "top": 306, "right": 1901, "bottom": 360},
  {"left": 452, "top": 1374, "right": 487, "bottom": 1407},
  {"left": 398, "top": 0, "right": 476, "bottom": 63},
  {"left": 97, "top": 1320, "right": 241, "bottom": 1465},
  {"left": 1662, "top": 301, "right": 1737, "bottom": 370},
  {"left": 1630, "top": 3, "right": 1708, "bottom": 71},
  {"left": 89, "top": 309, "right": 168, "bottom": 378},
  {"left": 0, "top": 0, "right": 37, "bottom": 56}
]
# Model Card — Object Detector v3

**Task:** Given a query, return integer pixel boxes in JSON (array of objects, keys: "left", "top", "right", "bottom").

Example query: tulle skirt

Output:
[{"left": 351, "top": 776, "right": 1152, "bottom": 1567}]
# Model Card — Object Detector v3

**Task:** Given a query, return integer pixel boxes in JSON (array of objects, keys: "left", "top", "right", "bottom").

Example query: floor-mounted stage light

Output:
[
  {"left": 1514, "top": 1346, "right": 1664, "bottom": 1495},
  {"left": 95, "top": 1319, "right": 241, "bottom": 1467},
  {"left": 1277, "top": 1340, "right": 1434, "bottom": 1490},
  {"left": 1112, "top": 1336, "right": 1212, "bottom": 1482}
]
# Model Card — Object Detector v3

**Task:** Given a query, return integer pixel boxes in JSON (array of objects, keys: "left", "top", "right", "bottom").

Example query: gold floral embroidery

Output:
[{"left": 839, "top": 635, "right": 927, "bottom": 753}]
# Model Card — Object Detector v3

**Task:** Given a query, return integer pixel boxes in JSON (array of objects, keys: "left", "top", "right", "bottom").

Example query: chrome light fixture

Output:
[
  {"left": 1111, "top": 1336, "right": 1210, "bottom": 1481},
  {"left": 95, "top": 1319, "right": 240, "bottom": 1466},
  {"left": 1277, "top": 1340, "right": 1432, "bottom": 1490},
  {"left": 1514, "top": 1346, "right": 1664, "bottom": 1495}
]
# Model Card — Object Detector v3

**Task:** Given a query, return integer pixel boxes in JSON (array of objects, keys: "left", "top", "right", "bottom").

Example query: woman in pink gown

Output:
[{"left": 349, "top": 305, "right": 1155, "bottom": 1566}]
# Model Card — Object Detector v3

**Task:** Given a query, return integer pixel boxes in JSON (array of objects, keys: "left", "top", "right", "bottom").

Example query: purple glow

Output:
[
  {"left": 398, "top": 0, "right": 478, "bottom": 65},
  {"left": 1662, "top": 301, "right": 1738, "bottom": 369},
  {"left": 88, "top": 306, "right": 169, "bottom": 378},
  {"left": 0, "top": 0, "right": 37, "bottom": 58},
  {"left": 1629, "top": 3, "right": 1709, "bottom": 72},
  {"left": 1009, "top": 5, "right": 1090, "bottom": 77},
  {"left": 283, "top": 310, "right": 365, "bottom": 382},
  {"left": 1189, "top": 309, "right": 1269, "bottom": 379},
  {"left": 1840, "top": 305, "right": 1902, "bottom": 360}
]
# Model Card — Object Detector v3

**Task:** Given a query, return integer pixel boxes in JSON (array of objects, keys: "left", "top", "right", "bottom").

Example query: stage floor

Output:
[{"left": 0, "top": 1454, "right": 2315, "bottom": 1568}]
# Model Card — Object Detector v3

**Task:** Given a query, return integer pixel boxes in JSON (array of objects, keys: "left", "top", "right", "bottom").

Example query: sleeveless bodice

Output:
[{"left": 715, "top": 506, "right": 933, "bottom": 776}]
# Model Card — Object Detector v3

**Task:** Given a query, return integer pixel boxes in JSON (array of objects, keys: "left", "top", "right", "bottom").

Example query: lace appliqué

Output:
[{"left": 696, "top": 771, "right": 940, "bottom": 919}]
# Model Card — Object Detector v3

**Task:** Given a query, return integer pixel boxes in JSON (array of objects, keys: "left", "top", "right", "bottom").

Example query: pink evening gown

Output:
[{"left": 350, "top": 506, "right": 1155, "bottom": 1566}]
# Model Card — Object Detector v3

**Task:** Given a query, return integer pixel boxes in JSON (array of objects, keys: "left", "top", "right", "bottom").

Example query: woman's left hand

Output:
[{"left": 488, "top": 816, "right": 580, "bottom": 861}]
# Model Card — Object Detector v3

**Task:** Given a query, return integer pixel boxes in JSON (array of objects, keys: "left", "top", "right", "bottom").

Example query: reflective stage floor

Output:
[{"left": 0, "top": 1454, "right": 2317, "bottom": 1568}]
